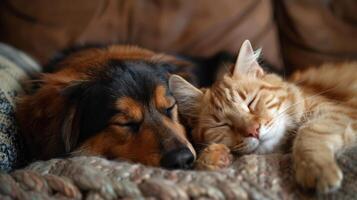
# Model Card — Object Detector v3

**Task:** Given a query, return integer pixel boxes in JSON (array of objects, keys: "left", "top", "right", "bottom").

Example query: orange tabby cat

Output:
[{"left": 169, "top": 40, "right": 357, "bottom": 193}]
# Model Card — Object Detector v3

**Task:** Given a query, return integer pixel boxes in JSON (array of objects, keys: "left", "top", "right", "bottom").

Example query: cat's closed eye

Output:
[
  {"left": 210, "top": 123, "right": 230, "bottom": 129},
  {"left": 247, "top": 97, "right": 255, "bottom": 108},
  {"left": 247, "top": 95, "right": 258, "bottom": 111}
]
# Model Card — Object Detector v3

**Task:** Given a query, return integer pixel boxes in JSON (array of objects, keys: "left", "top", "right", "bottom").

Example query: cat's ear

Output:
[
  {"left": 232, "top": 40, "right": 264, "bottom": 78},
  {"left": 169, "top": 75, "right": 203, "bottom": 119}
]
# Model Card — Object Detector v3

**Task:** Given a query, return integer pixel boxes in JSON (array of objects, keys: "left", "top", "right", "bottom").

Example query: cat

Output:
[{"left": 169, "top": 40, "right": 357, "bottom": 193}]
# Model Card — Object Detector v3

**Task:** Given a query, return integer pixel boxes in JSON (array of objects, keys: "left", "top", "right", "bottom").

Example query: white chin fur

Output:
[
  {"left": 234, "top": 113, "right": 289, "bottom": 155},
  {"left": 255, "top": 115, "right": 288, "bottom": 154}
]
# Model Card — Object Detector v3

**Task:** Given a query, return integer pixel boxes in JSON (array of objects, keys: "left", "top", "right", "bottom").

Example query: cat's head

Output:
[{"left": 170, "top": 40, "right": 299, "bottom": 154}]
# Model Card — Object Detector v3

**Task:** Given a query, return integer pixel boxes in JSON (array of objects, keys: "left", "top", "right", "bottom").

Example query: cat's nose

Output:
[
  {"left": 160, "top": 148, "right": 195, "bottom": 169},
  {"left": 246, "top": 123, "right": 260, "bottom": 139}
]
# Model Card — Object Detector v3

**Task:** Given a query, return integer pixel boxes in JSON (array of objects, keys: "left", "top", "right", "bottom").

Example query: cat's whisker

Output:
[
  {"left": 267, "top": 110, "right": 309, "bottom": 129},
  {"left": 209, "top": 134, "right": 226, "bottom": 143},
  {"left": 289, "top": 86, "right": 339, "bottom": 110},
  {"left": 232, "top": 146, "right": 245, "bottom": 152},
  {"left": 265, "top": 86, "right": 340, "bottom": 128},
  {"left": 232, "top": 143, "right": 247, "bottom": 151},
  {"left": 232, "top": 144, "right": 256, "bottom": 153},
  {"left": 233, "top": 143, "right": 245, "bottom": 148},
  {"left": 265, "top": 109, "right": 314, "bottom": 133}
]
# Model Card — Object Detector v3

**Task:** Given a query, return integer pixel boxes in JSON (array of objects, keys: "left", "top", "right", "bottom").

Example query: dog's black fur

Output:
[{"left": 65, "top": 60, "right": 179, "bottom": 146}]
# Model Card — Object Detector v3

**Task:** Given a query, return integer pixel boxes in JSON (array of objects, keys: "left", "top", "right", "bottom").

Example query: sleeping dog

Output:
[{"left": 16, "top": 45, "right": 198, "bottom": 169}]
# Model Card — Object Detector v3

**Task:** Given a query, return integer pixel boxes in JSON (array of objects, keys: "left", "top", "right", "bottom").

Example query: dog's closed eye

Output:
[{"left": 114, "top": 121, "right": 141, "bottom": 133}]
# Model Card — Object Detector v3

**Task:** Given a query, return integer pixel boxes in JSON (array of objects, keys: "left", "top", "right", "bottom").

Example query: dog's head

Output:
[{"left": 17, "top": 46, "right": 196, "bottom": 169}]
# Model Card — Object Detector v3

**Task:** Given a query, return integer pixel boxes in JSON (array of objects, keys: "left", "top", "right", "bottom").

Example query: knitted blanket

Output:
[
  {"left": 1, "top": 147, "right": 357, "bottom": 199},
  {"left": 0, "top": 43, "right": 40, "bottom": 172}
]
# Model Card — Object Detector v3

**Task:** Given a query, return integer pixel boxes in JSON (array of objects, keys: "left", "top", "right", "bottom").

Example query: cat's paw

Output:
[
  {"left": 295, "top": 159, "right": 343, "bottom": 193},
  {"left": 195, "top": 143, "right": 233, "bottom": 170}
]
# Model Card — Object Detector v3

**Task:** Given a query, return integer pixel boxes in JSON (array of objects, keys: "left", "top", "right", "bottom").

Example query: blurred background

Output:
[{"left": 0, "top": 0, "right": 356, "bottom": 72}]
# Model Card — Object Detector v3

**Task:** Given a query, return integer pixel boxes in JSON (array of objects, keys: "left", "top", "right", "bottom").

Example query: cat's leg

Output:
[
  {"left": 195, "top": 143, "right": 233, "bottom": 170},
  {"left": 293, "top": 118, "right": 355, "bottom": 193}
]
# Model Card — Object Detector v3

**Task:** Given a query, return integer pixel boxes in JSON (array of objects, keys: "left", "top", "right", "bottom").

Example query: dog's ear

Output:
[
  {"left": 61, "top": 105, "right": 80, "bottom": 153},
  {"left": 60, "top": 81, "right": 88, "bottom": 153}
]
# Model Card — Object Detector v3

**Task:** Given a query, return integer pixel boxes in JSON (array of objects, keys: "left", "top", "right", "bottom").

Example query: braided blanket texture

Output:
[{"left": 1, "top": 146, "right": 356, "bottom": 200}]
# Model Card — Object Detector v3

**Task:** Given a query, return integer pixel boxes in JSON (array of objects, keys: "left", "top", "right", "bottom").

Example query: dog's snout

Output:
[{"left": 160, "top": 148, "right": 194, "bottom": 169}]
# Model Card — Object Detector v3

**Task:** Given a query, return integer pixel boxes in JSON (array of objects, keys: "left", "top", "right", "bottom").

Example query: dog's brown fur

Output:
[{"left": 16, "top": 45, "right": 196, "bottom": 167}]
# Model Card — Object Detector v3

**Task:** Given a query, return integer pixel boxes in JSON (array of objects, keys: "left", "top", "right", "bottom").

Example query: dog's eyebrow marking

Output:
[
  {"left": 115, "top": 97, "right": 143, "bottom": 122},
  {"left": 154, "top": 85, "right": 174, "bottom": 109}
]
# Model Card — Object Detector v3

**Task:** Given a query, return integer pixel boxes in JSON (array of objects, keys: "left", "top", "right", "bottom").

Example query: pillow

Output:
[
  {"left": 0, "top": 0, "right": 282, "bottom": 69},
  {"left": 0, "top": 43, "right": 40, "bottom": 171},
  {"left": 275, "top": 0, "right": 357, "bottom": 70}
]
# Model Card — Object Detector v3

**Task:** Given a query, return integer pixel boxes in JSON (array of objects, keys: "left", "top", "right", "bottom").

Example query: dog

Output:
[{"left": 16, "top": 45, "right": 199, "bottom": 169}]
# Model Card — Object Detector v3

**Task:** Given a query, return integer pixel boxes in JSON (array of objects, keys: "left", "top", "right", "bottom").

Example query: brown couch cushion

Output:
[
  {"left": 275, "top": 0, "right": 357, "bottom": 71},
  {"left": 0, "top": 0, "right": 282, "bottom": 68}
]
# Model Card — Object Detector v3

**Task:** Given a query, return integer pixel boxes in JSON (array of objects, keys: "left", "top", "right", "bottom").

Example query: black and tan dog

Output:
[{"left": 16, "top": 45, "right": 201, "bottom": 169}]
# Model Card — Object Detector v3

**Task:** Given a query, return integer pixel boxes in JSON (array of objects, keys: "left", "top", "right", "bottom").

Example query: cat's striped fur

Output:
[{"left": 170, "top": 40, "right": 357, "bottom": 193}]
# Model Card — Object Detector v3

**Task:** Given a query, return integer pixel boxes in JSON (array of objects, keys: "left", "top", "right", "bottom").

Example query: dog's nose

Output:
[{"left": 160, "top": 148, "right": 194, "bottom": 169}]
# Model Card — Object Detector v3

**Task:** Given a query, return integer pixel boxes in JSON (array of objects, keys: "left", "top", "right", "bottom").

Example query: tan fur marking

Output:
[
  {"left": 154, "top": 85, "right": 174, "bottom": 109},
  {"left": 115, "top": 97, "right": 143, "bottom": 122}
]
